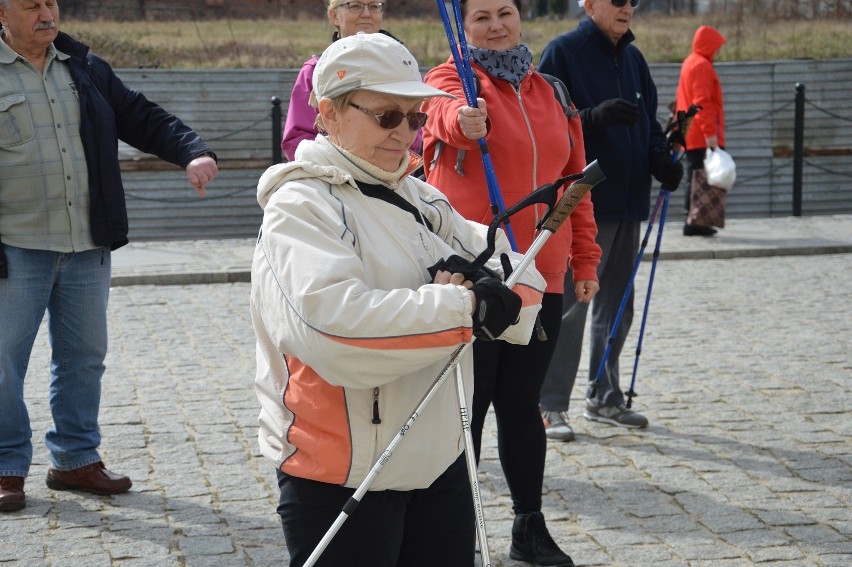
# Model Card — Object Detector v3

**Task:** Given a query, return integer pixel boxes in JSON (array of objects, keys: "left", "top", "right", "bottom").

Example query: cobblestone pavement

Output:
[{"left": 2, "top": 225, "right": 850, "bottom": 566}]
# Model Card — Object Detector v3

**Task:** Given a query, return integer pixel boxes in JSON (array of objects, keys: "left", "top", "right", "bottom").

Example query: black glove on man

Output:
[
  {"left": 650, "top": 153, "right": 685, "bottom": 191},
  {"left": 579, "top": 98, "right": 640, "bottom": 131},
  {"left": 470, "top": 277, "right": 522, "bottom": 341}
]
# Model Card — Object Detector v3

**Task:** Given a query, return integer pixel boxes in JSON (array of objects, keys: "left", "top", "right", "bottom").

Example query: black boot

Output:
[
  {"left": 683, "top": 223, "right": 717, "bottom": 236},
  {"left": 509, "top": 511, "right": 574, "bottom": 567}
]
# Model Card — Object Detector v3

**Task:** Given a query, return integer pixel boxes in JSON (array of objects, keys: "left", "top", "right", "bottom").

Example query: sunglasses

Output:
[
  {"left": 349, "top": 102, "right": 428, "bottom": 131},
  {"left": 611, "top": 0, "right": 640, "bottom": 6}
]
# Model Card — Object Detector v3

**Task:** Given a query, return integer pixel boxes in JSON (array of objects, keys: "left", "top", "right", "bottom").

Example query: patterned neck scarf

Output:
[{"left": 468, "top": 44, "right": 533, "bottom": 87}]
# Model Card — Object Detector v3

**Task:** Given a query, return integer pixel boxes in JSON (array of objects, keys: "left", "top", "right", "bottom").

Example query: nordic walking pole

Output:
[
  {"left": 303, "top": 161, "right": 605, "bottom": 567},
  {"left": 592, "top": 104, "right": 700, "bottom": 398},
  {"left": 625, "top": 189, "right": 670, "bottom": 407},
  {"left": 454, "top": 364, "right": 492, "bottom": 566},
  {"left": 435, "top": 0, "right": 518, "bottom": 251},
  {"left": 591, "top": 192, "right": 665, "bottom": 386},
  {"left": 623, "top": 105, "right": 700, "bottom": 407}
]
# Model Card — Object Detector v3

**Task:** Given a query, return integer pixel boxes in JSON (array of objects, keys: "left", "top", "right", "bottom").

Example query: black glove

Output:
[
  {"left": 650, "top": 153, "right": 684, "bottom": 191},
  {"left": 470, "top": 277, "right": 522, "bottom": 341},
  {"left": 580, "top": 98, "right": 640, "bottom": 131},
  {"left": 427, "top": 255, "right": 499, "bottom": 282}
]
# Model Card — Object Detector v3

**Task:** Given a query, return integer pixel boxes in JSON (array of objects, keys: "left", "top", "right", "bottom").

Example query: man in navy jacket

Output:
[
  {"left": 0, "top": 0, "right": 217, "bottom": 512},
  {"left": 538, "top": 0, "right": 682, "bottom": 438}
]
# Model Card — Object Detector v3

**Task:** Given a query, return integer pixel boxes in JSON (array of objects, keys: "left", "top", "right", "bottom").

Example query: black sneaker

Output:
[
  {"left": 510, "top": 511, "right": 574, "bottom": 567},
  {"left": 583, "top": 401, "right": 648, "bottom": 429}
]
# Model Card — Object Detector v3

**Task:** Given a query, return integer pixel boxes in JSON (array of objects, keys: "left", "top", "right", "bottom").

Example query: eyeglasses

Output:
[
  {"left": 611, "top": 0, "right": 640, "bottom": 7},
  {"left": 349, "top": 102, "right": 428, "bottom": 131},
  {"left": 335, "top": 2, "right": 384, "bottom": 13}
]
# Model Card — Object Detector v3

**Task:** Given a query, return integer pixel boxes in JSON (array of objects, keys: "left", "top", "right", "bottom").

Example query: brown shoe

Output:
[
  {"left": 46, "top": 461, "right": 132, "bottom": 495},
  {"left": 0, "top": 476, "right": 26, "bottom": 511}
]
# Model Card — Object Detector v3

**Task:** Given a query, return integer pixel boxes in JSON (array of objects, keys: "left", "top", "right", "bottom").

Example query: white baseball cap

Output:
[{"left": 313, "top": 32, "right": 454, "bottom": 100}]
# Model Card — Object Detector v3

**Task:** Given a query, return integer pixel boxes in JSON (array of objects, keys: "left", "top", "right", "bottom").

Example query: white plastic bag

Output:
[{"left": 704, "top": 147, "right": 736, "bottom": 190}]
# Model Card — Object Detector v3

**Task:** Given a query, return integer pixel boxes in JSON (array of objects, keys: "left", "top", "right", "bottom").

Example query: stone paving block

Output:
[
  {"left": 117, "top": 560, "right": 181, "bottom": 567},
  {"left": 178, "top": 535, "right": 235, "bottom": 556},
  {"left": 182, "top": 555, "right": 247, "bottom": 567},
  {"left": 51, "top": 556, "right": 112, "bottom": 567}
]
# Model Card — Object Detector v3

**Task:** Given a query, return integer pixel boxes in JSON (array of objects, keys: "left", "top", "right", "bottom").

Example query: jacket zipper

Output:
[
  {"left": 372, "top": 387, "right": 382, "bottom": 424},
  {"left": 514, "top": 84, "right": 542, "bottom": 230}
]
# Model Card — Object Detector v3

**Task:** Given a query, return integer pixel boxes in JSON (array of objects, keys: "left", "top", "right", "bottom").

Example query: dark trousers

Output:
[
  {"left": 276, "top": 454, "right": 474, "bottom": 566},
  {"left": 539, "top": 221, "right": 640, "bottom": 411},
  {"left": 470, "top": 293, "right": 562, "bottom": 515}
]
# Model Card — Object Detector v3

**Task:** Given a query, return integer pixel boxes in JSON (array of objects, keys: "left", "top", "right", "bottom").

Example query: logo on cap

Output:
[{"left": 337, "top": 70, "right": 347, "bottom": 80}]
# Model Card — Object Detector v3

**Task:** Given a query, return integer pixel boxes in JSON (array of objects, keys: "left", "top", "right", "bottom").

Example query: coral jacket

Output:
[
  {"left": 422, "top": 59, "right": 600, "bottom": 293},
  {"left": 676, "top": 26, "right": 727, "bottom": 150}
]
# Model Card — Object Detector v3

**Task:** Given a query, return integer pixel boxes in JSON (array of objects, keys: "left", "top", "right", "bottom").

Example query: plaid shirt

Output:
[{"left": 0, "top": 34, "right": 95, "bottom": 252}]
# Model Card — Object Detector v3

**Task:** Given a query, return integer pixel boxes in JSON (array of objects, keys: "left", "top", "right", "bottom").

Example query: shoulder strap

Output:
[
  {"left": 355, "top": 181, "right": 434, "bottom": 233},
  {"left": 473, "top": 71, "right": 576, "bottom": 119},
  {"left": 538, "top": 72, "right": 578, "bottom": 119}
]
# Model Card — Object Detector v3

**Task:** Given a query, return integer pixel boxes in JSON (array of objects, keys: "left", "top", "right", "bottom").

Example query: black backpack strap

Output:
[
  {"left": 355, "top": 181, "right": 434, "bottom": 233},
  {"left": 538, "top": 72, "right": 578, "bottom": 119}
]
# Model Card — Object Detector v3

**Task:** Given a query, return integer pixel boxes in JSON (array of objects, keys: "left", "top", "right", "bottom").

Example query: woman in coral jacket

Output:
[
  {"left": 676, "top": 25, "right": 728, "bottom": 236},
  {"left": 422, "top": 1, "right": 600, "bottom": 565}
]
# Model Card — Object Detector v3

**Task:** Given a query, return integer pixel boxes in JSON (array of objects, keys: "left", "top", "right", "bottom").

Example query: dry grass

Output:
[{"left": 62, "top": 15, "right": 852, "bottom": 69}]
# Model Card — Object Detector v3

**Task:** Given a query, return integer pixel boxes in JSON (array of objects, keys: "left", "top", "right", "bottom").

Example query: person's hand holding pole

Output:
[{"left": 458, "top": 98, "right": 488, "bottom": 140}]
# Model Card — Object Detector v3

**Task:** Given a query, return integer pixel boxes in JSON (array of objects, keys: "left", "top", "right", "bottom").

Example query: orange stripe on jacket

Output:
[
  {"left": 325, "top": 326, "right": 473, "bottom": 350},
  {"left": 281, "top": 357, "right": 352, "bottom": 484},
  {"left": 513, "top": 283, "right": 543, "bottom": 308}
]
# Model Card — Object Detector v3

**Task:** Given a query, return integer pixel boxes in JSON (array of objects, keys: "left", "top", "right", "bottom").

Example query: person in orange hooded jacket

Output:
[
  {"left": 422, "top": 1, "right": 600, "bottom": 565},
  {"left": 676, "top": 25, "right": 728, "bottom": 236}
]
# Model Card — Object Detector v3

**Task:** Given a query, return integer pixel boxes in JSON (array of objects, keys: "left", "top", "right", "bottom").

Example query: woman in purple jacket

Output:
[{"left": 281, "top": 1, "right": 421, "bottom": 160}]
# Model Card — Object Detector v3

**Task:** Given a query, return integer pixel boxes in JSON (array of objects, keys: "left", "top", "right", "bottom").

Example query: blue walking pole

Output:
[
  {"left": 624, "top": 188, "right": 670, "bottom": 407},
  {"left": 435, "top": 0, "right": 518, "bottom": 251},
  {"left": 591, "top": 193, "right": 666, "bottom": 385},
  {"left": 593, "top": 105, "right": 700, "bottom": 405}
]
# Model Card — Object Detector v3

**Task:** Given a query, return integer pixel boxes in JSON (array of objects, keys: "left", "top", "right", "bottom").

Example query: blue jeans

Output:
[{"left": 0, "top": 245, "right": 111, "bottom": 477}]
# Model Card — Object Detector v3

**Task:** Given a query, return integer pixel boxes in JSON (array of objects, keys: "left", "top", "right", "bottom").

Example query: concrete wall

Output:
[{"left": 113, "top": 59, "right": 852, "bottom": 241}]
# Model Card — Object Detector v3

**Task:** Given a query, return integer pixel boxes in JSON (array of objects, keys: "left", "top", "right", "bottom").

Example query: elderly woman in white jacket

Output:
[{"left": 250, "top": 33, "right": 545, "bottom": 566}]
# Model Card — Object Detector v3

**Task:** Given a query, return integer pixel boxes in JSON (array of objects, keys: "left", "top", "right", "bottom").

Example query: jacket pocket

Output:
[{"left": 0, "top": 93, "right": 35, "bottom": 147}]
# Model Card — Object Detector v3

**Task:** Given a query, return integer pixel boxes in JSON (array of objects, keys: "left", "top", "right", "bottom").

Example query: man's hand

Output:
[
  {"left": 581, "top": 98, "right": 640, "bottom": 131},
  {"left": 650, "top": 153, "right": 684, "bottom": 191},
  {"left": 186, "top": 155, "right": 219, "bottom": 197}
]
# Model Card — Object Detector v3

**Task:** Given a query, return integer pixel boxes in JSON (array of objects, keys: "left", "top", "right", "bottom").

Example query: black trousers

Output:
[
  {"left": 276, "top": 454, "right": 475, "bottom": 566},
  {"left": 470, "top": 293, "right": 562, "bottom": 515}
]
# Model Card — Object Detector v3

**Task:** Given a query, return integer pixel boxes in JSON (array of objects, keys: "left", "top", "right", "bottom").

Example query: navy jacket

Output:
[
  {"left": 539, "top": 18, "right": 667, "bottom": 221},
  {"left": 55, "top": 32, "right": 213, "bottom": 250}
]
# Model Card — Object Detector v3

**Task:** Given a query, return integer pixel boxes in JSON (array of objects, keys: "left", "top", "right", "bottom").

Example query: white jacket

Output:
[{"left": 251, "top": 136, "right": 545, "bottom": 490}]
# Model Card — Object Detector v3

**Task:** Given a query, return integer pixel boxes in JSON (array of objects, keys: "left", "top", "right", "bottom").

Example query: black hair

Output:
[{"left": 459, "top": 0, "right": 523, "bottom": 17}]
